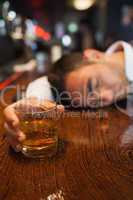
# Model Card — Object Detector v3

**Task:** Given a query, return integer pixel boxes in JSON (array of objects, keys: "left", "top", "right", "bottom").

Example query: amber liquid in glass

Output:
[{"left": 20, "top": 117, "right": 58, "bottom": 158}]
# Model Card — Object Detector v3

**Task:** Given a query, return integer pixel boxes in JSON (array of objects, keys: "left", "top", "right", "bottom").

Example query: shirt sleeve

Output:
[
  {"left": 106, "top": 41, "right": 133, "bottom": 82},
  {"left": 26, "top": 76, "right": 54, "bottom": 100}
]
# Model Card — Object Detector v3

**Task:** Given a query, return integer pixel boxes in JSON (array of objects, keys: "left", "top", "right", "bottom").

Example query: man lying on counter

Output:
[{"left": 4, "top": 41, "right": 133, "bottom": 151}]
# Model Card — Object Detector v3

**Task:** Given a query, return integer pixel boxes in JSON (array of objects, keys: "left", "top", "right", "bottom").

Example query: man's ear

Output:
[{"left": 83, "top": 49, "right": 105, "bottom": 63}]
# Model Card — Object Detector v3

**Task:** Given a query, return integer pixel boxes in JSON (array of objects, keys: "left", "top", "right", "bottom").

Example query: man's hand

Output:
[
  {"left": 83, "top": 49, "right": 125, "bottom": 68},
  {"left": 4, "top": 98, "right": 64, "bottom": 152}
]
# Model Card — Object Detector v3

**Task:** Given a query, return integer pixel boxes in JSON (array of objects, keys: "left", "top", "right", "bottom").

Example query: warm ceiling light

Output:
[{"left": 73, "top": 0, "right": 95, "bottom": 11}]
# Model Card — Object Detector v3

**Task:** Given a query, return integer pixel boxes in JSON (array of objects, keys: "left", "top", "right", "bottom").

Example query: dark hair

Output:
[{"left": 48, "top": 52, "right": 88, "bottom": 95}]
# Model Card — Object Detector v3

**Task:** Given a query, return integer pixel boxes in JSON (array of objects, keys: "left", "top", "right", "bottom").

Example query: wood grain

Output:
[{"left": 0, "top": 73, "right": 133, "bottom": 200}]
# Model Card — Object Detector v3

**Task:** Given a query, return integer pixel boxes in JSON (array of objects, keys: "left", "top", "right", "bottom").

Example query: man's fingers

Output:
[
  {"left": 83, "top": 49, "right": 104, "bottom": 62},
  {"left": 4, "top": 104, "right": 19, "bottom": 129},
  {"left": 6, "top": 135, "right": 22, "bottom": 152},
  {"left": 57, "top": 105, "right": 64, "bottom": 112},
  {"left": 4, "top": 123, "right": 26, "bottom": 142}
]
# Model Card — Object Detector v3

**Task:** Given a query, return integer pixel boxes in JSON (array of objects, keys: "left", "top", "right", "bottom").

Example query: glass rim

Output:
[{"left": 14, "top": 104, "right": 57, "bottom": 115}]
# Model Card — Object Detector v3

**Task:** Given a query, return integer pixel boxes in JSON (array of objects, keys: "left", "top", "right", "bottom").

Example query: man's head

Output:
[
  {"left": 48, "top": 53, "right": 88, "bottom": 106},
  {"left": 48, "top": 49, "right": 128, "bottom": 108}
]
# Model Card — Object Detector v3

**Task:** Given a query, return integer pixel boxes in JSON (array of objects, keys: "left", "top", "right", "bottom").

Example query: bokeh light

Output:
[
  {"left": 73, "top": 0, "right": 95, "bottom": 11},
  {"left": 68, "top": 22, "right": 78, "bottom": 33},
  {"left": 62, "top": 35, "right": 72, "bottom": 47}
]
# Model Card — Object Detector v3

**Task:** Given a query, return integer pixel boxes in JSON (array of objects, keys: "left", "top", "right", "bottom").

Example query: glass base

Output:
[{"left": 21, "top": 143, "right": 58, "bottom": 158}]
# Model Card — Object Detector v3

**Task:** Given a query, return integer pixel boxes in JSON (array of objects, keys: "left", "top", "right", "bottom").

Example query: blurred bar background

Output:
[{"left": 0, "top": 0, "right": 132, "bottom": 87}]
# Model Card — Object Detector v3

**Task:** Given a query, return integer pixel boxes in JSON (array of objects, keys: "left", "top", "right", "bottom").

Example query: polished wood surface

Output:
[{"left": 0, "top": 73, "right": 133, "bottom": 200}]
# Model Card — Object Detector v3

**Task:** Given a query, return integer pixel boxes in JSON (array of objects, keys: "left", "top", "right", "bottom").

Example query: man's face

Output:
[{"left": 65, "top": 62, "right": 128, "bottom": 108}]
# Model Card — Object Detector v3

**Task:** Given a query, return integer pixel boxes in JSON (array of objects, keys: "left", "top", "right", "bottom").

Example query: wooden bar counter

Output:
[{"left": 0, "top": 72, "right": 133, "bottom": 200}]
